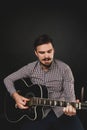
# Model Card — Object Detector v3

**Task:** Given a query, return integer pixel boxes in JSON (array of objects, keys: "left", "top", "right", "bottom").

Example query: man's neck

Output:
[{"left": 40, "top": 62, "right": 52, "bottom": 72}]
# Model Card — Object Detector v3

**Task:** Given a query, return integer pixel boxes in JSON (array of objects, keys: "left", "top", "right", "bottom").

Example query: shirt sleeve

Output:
[
  {"left": 63, "top": 65, "right": 76, "bottom": 102},
  {"left": 3, "top": 65, "right": 30, "bottom": 95}
]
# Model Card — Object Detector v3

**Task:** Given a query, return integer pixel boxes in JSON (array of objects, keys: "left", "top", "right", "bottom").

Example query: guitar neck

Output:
[{"left": 27, "top": 97, "right": 87, "bottom": 110}]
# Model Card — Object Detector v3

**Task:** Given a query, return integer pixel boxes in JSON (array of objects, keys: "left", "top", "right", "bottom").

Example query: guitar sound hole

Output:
[{"left": 25, "top": 92, "right": 35, "bottom": 98}]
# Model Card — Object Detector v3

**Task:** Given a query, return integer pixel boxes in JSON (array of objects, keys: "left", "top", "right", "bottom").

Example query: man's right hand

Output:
[{"left": 12, "top": 92, "right": 29, "bottom": 109}]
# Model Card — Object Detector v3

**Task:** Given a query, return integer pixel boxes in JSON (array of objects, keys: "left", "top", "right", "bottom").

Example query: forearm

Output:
[{"left": 63, "top": 81, "right": 76, "bottom": 102}]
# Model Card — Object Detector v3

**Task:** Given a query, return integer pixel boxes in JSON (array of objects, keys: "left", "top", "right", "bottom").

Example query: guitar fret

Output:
[
  {"left": 43, "top": 99, "right": 53, "bottom": 106},
  {"left": 47, "top": 99, "right": 54, "bottom": 106},
  {"left": 54, "top": 101, "right": 57, "bottom": 106},
  {"left": 38, "top": 98, "right": 41, "bottom": 105},
  {"left": 60, "top": 101, "right": 63, "bottom": 107},
  {"left": 79, "top": 103, "right": 81, "bottom": 109},
  {"left": 41, "top": 99, "right": 45, "bottom": 105},
  {"left": 75, "top": 103, "right": 81, "bottom": 109},
  {"left": 44, "top": 100, "right": 46, "bottom": 105},
  {"left": 46, "top": 99, "right": 50, "bottom": 106},
  {"left": 49, "top": 100, "right": 52, "bottom": 105},
  {"left": 34, "top": 98, "right": 38, "bottom": 105}
]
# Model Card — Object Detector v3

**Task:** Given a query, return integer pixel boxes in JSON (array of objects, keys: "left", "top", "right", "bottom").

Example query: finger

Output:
[
  {"left": 63, "top": 105, "right": 76, "bottom": 116},
  {"left": 17, "top": 103, "right": 29, "bottom": 109},
  {"left": 76, "top": 99, "right": 80, "bottom": 102}
]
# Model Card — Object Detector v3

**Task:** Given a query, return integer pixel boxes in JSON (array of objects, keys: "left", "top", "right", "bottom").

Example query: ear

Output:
[
  {"left": 53, "top": 48, "right": 55, "bottom": 53},
  {"left": 34, "top": 50, "right": 38, "bottom": 57}
]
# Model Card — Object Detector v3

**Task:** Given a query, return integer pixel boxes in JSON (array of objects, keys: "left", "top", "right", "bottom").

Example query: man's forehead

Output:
[{"left": 36, "top": 43, "right": 53, "bottom": 51}]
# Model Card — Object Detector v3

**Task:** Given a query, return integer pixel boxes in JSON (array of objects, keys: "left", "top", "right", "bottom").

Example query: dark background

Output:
[{"left": 0, "top": 1, "right": 87, "bottom": 129}]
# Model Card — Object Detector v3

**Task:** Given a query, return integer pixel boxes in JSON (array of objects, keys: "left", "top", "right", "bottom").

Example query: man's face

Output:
[{"left": 35, "top": 42, "right": 54, "bottom": 67}]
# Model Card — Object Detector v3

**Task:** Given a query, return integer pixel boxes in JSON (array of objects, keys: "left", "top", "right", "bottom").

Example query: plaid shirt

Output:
[{"left": 4, "top": 59, "right": 76, "bottom": 118}]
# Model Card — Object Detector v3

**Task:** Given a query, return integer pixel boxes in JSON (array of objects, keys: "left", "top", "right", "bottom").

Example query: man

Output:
[{"left": 4, "top": 34, "right": 84, "bottom": 130}]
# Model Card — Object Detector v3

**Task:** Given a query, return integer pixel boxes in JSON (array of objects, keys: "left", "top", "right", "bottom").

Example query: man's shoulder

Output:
[
  {"left": 55, "top": 59, "right": 70, "bottom": 69},
  {"left": 55, "top": 59, "right": 68, "bottom": 66},
  {"left": 26, "top": 60, "right": 38, "bottom": 67}
]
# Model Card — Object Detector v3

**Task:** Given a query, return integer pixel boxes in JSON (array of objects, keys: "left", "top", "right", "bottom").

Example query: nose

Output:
[{"left": 44, "top": 52, "right": 49, "bottom": 58}]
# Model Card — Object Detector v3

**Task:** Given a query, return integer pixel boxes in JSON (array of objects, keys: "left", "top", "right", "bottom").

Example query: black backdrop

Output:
[{"left": 0, "top": 1, "right": 87, "bottom": 129}]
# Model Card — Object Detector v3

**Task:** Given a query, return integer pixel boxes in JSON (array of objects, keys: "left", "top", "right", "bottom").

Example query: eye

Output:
[
  {"left": 39, "top": 51, "right": 45, "bottom": 54},
  {"left": 47, "top": 49, "right": 52, "bottom": 53}
]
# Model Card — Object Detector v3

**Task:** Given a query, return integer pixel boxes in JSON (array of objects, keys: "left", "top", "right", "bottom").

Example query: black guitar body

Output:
[{"left": 4, "top": 79, "right": 48, "bottom": 123}]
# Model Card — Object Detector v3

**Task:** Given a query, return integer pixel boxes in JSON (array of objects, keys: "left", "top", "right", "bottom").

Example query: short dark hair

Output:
[{"left": 34, "top": 34, "right": 54, "bottom": 50}]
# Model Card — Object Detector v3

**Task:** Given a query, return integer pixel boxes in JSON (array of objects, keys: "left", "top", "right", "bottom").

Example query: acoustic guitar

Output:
[{"left": 4, "top": 78, "right": 87, "bottom": 123}]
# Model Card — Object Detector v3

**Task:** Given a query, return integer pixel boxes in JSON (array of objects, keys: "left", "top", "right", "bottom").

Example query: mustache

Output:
[{"left": 43, "top": 58, "right": 51, "bottom": 61}]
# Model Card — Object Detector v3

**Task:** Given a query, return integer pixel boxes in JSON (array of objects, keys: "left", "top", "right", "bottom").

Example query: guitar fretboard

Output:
[{"left": 27, "top": 97, "right": 85, "bottom": 110}]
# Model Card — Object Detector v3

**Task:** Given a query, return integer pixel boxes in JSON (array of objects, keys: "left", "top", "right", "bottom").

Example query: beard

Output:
[
  {"left": 40, "top": 62, "right": 52, "bottom": 68},
  {"left": 40, "top": 58, "right": 52, "bottom": 68}
]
